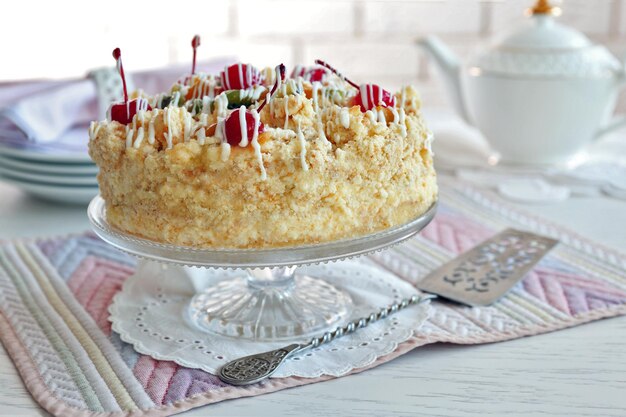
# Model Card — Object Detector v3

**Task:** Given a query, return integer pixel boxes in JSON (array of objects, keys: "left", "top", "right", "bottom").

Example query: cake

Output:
[{"left": 88, "top": 52, "right": 437, "bottom": 249}]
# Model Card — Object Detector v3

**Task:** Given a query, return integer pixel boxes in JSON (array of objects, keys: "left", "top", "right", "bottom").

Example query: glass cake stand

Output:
[{"left": 88, "top": 196, "right": 437, "bottom": 342}]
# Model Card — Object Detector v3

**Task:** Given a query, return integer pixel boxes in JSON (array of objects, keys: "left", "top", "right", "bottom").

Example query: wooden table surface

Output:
[{"left": 1, "top": 179, "right": 625, "bottom": 417}]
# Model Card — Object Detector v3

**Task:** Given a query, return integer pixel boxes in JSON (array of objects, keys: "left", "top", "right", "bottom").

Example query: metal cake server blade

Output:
[
  {"left": 219, "top": 228, "right": 558, "bottom": 386},
  {"left": 417, "top": 228, "right": 558, "bottom": 306}
]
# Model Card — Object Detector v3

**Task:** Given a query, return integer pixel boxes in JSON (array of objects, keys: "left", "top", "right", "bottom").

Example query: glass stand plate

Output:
[{"left": 88, "top": 196, "right": 437, "bottom": 342}]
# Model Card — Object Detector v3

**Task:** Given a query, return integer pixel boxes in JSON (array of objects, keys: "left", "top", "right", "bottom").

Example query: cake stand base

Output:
[
  {"left": 187, "top": 267, "right": 353, "bottom": 341},
  {"left": 110, "top": 261, "right": 431, "bottom": 377}
]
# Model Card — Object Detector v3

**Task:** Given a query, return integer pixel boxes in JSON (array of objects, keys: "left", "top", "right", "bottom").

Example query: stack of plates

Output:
[{"left": 0, "top": 139, "right": 98, "bottom": 205}]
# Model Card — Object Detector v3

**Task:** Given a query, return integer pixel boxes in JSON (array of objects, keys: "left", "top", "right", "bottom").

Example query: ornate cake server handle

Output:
[{"left": 218, "top": 294, "right": 436, "bottom": 386}]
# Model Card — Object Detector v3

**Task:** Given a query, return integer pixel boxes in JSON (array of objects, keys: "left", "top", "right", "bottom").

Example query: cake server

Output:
[{"left": 219, "top": 228, "right": 558, "bottom": 385}]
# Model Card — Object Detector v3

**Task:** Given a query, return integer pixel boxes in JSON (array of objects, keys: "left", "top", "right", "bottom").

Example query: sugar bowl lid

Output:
[{"left": 470, "top": 0, "right": 622, "bottom": 78}]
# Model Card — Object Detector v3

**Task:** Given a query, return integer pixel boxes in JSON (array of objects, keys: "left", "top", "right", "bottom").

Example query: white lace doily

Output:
[{"left": 109, "top": 261, "right": 431, "bottom": 378}]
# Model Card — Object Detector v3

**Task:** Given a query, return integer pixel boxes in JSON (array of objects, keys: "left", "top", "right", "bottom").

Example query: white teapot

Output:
[{"left": 419, "top": 0, "right": 626, "bottom": 165}]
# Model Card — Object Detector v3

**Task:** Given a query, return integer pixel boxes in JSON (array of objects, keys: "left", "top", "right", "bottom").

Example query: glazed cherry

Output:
[
  {"left": 223, "top": 64, "right": 285, "bottom": 147},
  {"left": 224, "top": 108, "right": 264, "bottom": 146},
  {"left": 315, "top": 59, "right": 395, "bottom": 112},
  {"left": 220, "top": 63, "right": 261, "bottom": 90},
  {"left": 306, "top": 68, "right": 327, "bottom": 83},
  {"left": 109, "top": 99, "right": 150, "bottom": 125},
  {"left": 290, "top": 66, "right": 327, "bottom": 83},
  {"left": 353, "top": 84, "right": 396, "bottom": 112},
  {"left": 109, "top": 48, "right": 151, "bottom": 124}
]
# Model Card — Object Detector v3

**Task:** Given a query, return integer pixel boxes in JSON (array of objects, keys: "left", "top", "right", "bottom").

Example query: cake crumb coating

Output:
[{"left": 89, "top": 76, "right": 437, "bottom": 248}]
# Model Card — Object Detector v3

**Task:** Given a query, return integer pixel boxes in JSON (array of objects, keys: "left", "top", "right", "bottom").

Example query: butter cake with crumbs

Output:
[{"left": 88, "top": 49, "right": 437, "bottom": 249}]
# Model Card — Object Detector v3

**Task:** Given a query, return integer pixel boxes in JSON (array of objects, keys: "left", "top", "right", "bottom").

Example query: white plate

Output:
[
  {"left": 0, "top": 165, "right": 97, "bottom": 186},
  {"left": 0, "top": 125, "right": 91, "bottom": 163},
  {"left": 0, "top": 155, "right": 98, "bottom": 175},
  {"left": 0, "top": 174, "right": 98, "bottom": 204},
  {"left": 0, "top": 143, "right": 91, "bottom": 164}
]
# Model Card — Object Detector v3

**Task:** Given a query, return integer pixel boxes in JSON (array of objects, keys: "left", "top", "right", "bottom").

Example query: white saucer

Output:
[
  {"left": 0, "top": 143, "right": 91, "bottom": 164},
  {"left": 0, "top": 155, "right": 98, "bottom": 175},
  {"left": 0, "top": 165, "right": 97, "bottom": 186},
  {"left": 0, "top": 174, "right": 98, "bottom": 204}
]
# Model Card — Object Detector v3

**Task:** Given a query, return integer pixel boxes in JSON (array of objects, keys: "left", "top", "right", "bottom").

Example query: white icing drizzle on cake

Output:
[
  {"left": 215, "top": 117, "right": 225, "bottom": 142},
  {"left": 296, "top": 122, "right": 309, "bottom": 171},
  {"left": 88, "top": 121, "right": 101, "bottom": 141},
  {"left": 397, "top": 108, "right": 407, "bottom": 138},
  {"left": 238, "top": 64, "right": 245, "bottom": 86},
  {"left": 164, "top": 107, "right": 174, "bottom": 149},
  {"left": 186, "top": 74, "right": 219, "bottom": 101},
  {"left": 283, "top": 87, "right": 290, "bottom": 129},
  {"left": 220, "top": 141, "right": 231, "bottom": 161},
  {"left": 197, "top": 126, "right": 206, "bottom": 145},
  {"left": 377, "top": 108, "right": 387, "bottom": 124},
  {"left": 310, "top": 82, "right": 329, "bottom": 143},
  {"left": 148, "top": 110, "right": 156, "bottom": 144},
  {"left": 312, "top": 82, "right": 320, "bottom": 112},
  {"left": 388, "top": 107, "right": 399, "bottom": 124},
  {"left": 238, "top": 105, "right": 249, "bottom": 147},
  {"left": 125, "top": 125, "right": 133, "bottom": 148},
  {"left": 215, "top": 93, "right": 228, "bottom": 118},
  {"left": 202, "top": 96, "right": 211, "bottom": 113},
  {"left": 137, "top": 98, "right": 150, "bottom": 112},
  {"left": 275, "top": 70, "right": 283, "bottom": 93},
  {"left": 133, "top": 126, "right": 144, "bottom": 148},
  {"left": 240, "top": 85, "right": 266, "bottom": 103},
  {"left": 339, "top": 108, "right": 350, "bottom": 128},
  {"left": 183, "top": 111, "right": 192, "bottom": 142},
  {"left": 249, "top": 109, "right": 266, "bottom": 180},
  {"left": 171, "top": 91, "right": 181, "bottom": 108}
]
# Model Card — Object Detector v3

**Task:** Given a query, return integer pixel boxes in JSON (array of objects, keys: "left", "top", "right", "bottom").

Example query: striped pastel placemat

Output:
[{"left": 1, "top": 183, "right": 625, "bottom": 417}]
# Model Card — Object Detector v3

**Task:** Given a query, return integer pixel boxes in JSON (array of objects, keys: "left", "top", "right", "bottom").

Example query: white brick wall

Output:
[
  {"left": 1, "top": 0, "right": 625, "bottom": 110},
  {"left": 238, "top": 0, "right": 355, "bottom": 36},
  {"left": 363, "top": 0, "right": 483, "bottom": 34}
]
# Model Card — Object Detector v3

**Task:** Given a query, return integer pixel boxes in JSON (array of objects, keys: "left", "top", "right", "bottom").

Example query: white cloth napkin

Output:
[
  {"left": 0, "top": 58, "right": 234, "bottom": 145},
  {"left": 0, "top": 80, "right": 97, "bottom": 143}
]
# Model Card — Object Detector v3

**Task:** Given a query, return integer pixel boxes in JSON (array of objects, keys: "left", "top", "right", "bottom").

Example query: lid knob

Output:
[{"left": 529, "top": 0, "right": 561, "bottom": 16}]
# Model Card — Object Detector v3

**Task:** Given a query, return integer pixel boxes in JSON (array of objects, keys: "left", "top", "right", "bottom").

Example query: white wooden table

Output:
[{"left": 1, "top": 178, "right": 625, "bottom": 417}]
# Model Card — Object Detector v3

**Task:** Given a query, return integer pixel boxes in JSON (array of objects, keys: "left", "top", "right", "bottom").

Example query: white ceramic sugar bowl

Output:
[{"left": 419, "top": 0, "right": 626, "bottom": 165}]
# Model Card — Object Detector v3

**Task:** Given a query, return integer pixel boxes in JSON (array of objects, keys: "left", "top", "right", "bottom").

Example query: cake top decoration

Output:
[
  {"left": 315, "top": 59, "right": 395, "bottom": 112},
  {"left": 221, "top": 63, "right": 261, "bottom": 90},
  {"left": 108, "top": 48, "right": 151, "bottom": 125}
]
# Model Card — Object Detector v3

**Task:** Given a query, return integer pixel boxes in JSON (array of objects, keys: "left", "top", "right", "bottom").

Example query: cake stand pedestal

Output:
[{"left": 88, "top": 196, "right": 436, "bottom": 342}]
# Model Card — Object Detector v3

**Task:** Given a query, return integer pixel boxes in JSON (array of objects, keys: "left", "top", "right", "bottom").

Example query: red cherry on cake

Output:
[
  {"left": 220, "top": 63, "right": 261, "bottom": 90},
  {"left": 353, "top": 84, "right": 396, "bottom": 113},
  {"left": 306, "top": 68, "right": 328, "bottom": 83},
  {"left": 224, "top": 107, "right": 264, "bottom": 146},
  {"left": 223, "top": 64, "right": 285, "bottom": 147},
  {"left": 109, "top": 48, "right": 152, "bottom": 124},
  {"left": 314, "top": 59, "right": 395, "bottom": 112},
  {"left": 290, "top": 66, "right": 327, "bottom": 83},
  {"left": 108, "top": 99, "right": 150, "bottom": 125}
]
